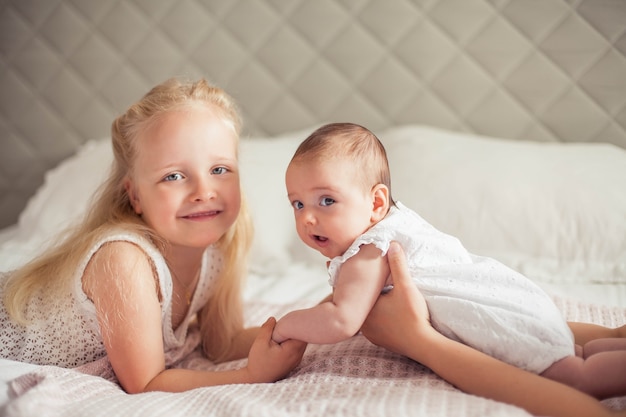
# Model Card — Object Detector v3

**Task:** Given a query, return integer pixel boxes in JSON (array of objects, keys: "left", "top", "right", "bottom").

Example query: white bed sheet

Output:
[
  {"left": 2, "top": 256, "right": 623, "bottom": 414},
  {"left": 8, "top": 266, "right": 622, "bottom": 413},
  {"left": 1, "top": 290, "right": 624, "bottom": 417}
]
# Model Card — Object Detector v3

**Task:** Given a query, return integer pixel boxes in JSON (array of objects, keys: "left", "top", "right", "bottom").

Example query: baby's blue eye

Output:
[
  {"left": 164, "top": 173, "right": 183, "bottom": 181},
  {"left": 212, "top": 167, "right": 228, "bottom": 175},
  {"left": 320, "top": 197, "right": 335, "bottom": 206},
  {"left": 292, "top": 201, "right": 304, "bottom": 210}
]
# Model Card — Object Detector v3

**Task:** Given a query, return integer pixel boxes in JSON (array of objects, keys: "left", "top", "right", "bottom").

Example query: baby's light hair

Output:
[
  {"left": 291, "top": 122, "right": 394, "bottom": 203},
  {"left": 4, "top": 78, "right": 252, "bottom": 363}
]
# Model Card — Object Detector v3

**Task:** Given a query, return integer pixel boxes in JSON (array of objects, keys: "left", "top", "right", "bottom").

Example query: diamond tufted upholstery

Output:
[{"left": 1, "top": 0, "right": 625, "bottom": 228}]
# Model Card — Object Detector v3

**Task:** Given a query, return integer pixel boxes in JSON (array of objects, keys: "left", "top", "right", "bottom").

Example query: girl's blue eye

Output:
[
  {"left": 164, "top": 173, "right": 183, "bottom": 182},
  {"left": 320, "top": 197, "right": 335, "bottom": 206},
  {"left": 292, "top": 201, "right": 303, "bottom": 210},
  {"left": 212, "top": 167, "right": 228, "bottom": 175}
]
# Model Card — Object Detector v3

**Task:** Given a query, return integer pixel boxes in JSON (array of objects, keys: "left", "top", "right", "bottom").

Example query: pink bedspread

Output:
[{"left": 5, "top": 299, "right": 625, "bottom": 417}]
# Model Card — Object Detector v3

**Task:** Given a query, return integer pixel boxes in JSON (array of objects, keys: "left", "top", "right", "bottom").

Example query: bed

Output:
[
  {"left": 1, "top": 124, "right": 625, "bottom": 416},
  {"left": 1, "top": 1, "right": 625, "bottom": 416}
]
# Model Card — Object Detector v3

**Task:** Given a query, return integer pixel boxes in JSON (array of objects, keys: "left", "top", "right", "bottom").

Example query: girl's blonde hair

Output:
[{"left": 3, "top": 78, "right": 253, "bottom": 363}]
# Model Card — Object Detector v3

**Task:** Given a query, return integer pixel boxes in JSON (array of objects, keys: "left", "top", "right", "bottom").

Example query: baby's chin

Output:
[
  {"left": 320, "top": 247, "right": 348, "bottom": 260},
  {"left": 312, "top": 246, "right": 334, "bottom": 259},
  {"left": 306, "top": 237, "right": 351, "bottom": 259}
]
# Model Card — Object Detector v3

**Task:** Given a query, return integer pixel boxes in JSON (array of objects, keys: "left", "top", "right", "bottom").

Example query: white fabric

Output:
[
  {"left": 238, "top": 130, "right": 315, "bottom": 275},
  {"left": 382, "top": 126, "right": 626, "bottom": 285},
  {"left": 2, "top": 299, "right": 625, "bottom": 417},
  {"left": 0, "top": 229, "right": 219, "bottom": 368},
  {"left": 329, "top": 203, "right": 575, "bottom": 374}
]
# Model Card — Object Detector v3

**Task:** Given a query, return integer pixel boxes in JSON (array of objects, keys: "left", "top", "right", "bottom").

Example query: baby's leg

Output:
[
  {"left": 583, "top": 338, "right": 626, "bottom": 358},
  {"left": 541, "top": 350, "right": 626, "bottom": 399},
  {"left": 568, "top": 322, "right": 626, "bottom": 345}
]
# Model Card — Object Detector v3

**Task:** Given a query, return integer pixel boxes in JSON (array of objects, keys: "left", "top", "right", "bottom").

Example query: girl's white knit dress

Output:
[{"left": 0, "top": 229, "right": 220, "bottom": 368}]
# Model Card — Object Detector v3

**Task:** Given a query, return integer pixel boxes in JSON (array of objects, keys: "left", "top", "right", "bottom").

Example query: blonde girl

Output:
[{"left": 0, "top": 78, "right": 305, "bottom": 393}]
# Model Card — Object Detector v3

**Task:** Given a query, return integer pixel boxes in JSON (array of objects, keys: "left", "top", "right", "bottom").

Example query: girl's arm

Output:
[
  {"left": 145, "top": 317, "right": 306, "bottom": 392},
  {"left": 361, "top": 242, "right": 623, "bottom": 417},
  {"left": 273, "top": 244, "right": 389, "bottom": 344},
  {"left": 217, "top": 326, "right": 262, "bottom": 362},
  {"left": 83, "top": 242, "right": 305, "bottom": 393}
]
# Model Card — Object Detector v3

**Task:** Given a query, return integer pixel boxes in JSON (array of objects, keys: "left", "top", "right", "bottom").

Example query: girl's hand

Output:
[
  {"left": 361, "top": 241, "right": 433, "bottom": 359},
  {"left": 245, "top": 317, "right": 307, "bottom": 383}
]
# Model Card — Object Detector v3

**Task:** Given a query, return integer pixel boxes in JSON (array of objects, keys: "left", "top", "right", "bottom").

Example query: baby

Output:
[{"left": 272, "top": 122, "right": 626, "bottom": 400}]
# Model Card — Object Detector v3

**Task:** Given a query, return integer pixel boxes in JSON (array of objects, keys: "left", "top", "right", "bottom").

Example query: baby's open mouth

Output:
[{"left": 314, "top": 235, "right": 328, "bottom": 242}]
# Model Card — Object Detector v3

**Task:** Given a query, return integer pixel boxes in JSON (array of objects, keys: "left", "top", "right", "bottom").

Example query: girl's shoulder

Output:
[
  {"left": 91, "top": 239, "right": 151, "bottom": 267},
  {"left": 91, "top": 226, "right": 165, "bottom": 270},
  {"left": 81, "top": 233, "right": 163, "bottom": 303},
  {"left": 87, "top": 227, "right": 164, "bottom": 265}
]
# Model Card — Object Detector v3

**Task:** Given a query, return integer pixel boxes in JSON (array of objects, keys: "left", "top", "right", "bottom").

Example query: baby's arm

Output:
[{"left": 272, "top": 244, "right": 389, "bottom": 344}]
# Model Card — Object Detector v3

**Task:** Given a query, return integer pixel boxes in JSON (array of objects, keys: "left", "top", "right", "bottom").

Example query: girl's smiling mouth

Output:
[{"left": 182, "top": 210, "right": 220, "bottom": 220}]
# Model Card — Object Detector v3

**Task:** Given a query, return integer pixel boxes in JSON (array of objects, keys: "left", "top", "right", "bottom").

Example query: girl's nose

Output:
[{"left": 191, "top": 177, "right": 215, "bottom": 201}]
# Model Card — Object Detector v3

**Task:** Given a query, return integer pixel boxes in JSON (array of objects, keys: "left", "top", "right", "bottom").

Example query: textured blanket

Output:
[{"left": 4, "top": 298, "right": 625, "bottom": 417}]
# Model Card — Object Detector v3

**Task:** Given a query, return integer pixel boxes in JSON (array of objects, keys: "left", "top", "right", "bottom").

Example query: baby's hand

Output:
[
  {"left": 271, "top": 320, "right": 287, "bottom": 344},
  {"left": 245, "top": 317, "right": 305, "bottom": 383}
]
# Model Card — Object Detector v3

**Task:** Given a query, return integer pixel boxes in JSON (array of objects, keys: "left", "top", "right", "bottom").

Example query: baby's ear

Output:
[{"left": 371, "top": 184, "right": 389, "bottom": 222}]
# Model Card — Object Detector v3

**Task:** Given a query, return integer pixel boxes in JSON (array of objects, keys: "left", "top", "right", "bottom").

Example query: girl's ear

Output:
[
  {"left": 124, "top": 178, "right": 142, "bottom": 215},
  {"left": 371, "top": 184, "right": 390, "bottom": 222}
]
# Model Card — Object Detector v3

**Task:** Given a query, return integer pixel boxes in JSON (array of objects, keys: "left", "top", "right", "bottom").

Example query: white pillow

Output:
[
  {"left": 3, "top": 125, "right": 625, "bottom": 286},
  {"left": 0, "top": 139, "right": 112, "bottom": 270},
  {"left": 382, "top": 125, "right": 626, "bottom": 284},
  {"left": 17, "top": 140, "right": 112, "bottom": 237},
  {"left": 239, "top": 128, "right": 326, "bottom": 275}
]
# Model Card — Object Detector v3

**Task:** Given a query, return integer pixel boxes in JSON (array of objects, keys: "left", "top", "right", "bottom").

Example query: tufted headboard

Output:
[{"left": 1, "top": 0, "right": 626, "bottom": 228}]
